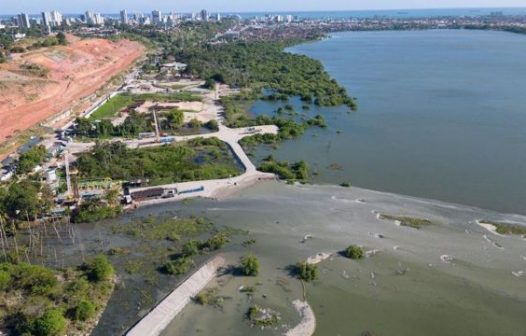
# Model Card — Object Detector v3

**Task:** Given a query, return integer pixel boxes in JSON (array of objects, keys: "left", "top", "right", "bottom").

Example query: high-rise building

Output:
[
  {"left": 41, "top": 12, "right": 52, "bottom": 27},
  {"left": 152, "top": 10, "right": 162, "bottom": 25},
  {"left": 17, "top": 13, "right": 31, "bottom": 29},
  {"left": 200, "top": 9, "right": 208, "bottom": 22},
  {"left": 215, "top": 13, "right": 221, "bottom": 22},
  {"left": 51, "top": 11, "right": 63, "bottom": 25},
  {"left": 42, "top": 11, "right": 63, "bottom": 27},
  {"left": 85, "top": 11, "right": 104, "bottom": 26},
  {"left": 286, "top": 15, "right": 293, "bottom": 23},
  {"left": 120, "top": 10, "right": 128, "bottom": 24}
]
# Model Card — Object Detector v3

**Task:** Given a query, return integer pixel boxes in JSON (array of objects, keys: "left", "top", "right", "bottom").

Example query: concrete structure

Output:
[{"left": 126, "top": 256, "right": 225, "bottom": 336}]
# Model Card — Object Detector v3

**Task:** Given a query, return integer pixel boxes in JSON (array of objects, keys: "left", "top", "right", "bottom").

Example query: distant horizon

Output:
[{"left": 1, "top": 6, "right": 526, "bottom": 16}]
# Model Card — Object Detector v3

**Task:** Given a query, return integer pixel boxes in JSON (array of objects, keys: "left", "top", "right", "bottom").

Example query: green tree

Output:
[
  {"left": 344, "top": 245, "right": 364, "bottom": 260},
  {"left": 85, "top": 255, "right": 114, "bottom": 282},
  {"left": 5, "top": 180, "right": 42, "bottom": 219},
  {"left": 17, "top": 145, "right": 48, "bottom": 174},
  {"left": 296, "top": 261, "right": 318, "bottom": 282},
  {"left": 56, "top": 32, "right": 67, "bottom": 45},
  {"left": 240, "top": 254, "right": 259, "bottom": 276},
  {"left": 203, "top": 77, "right": 216, "bottom": 89},
  {"left": 204, "top": 120, "right": 219, "bottom": 131},
  {"left": 32, "top": 309, "right": 67, "bottom": 336},
  {"left": 166, "top": 109, "right": 184, "bottom": 129}
]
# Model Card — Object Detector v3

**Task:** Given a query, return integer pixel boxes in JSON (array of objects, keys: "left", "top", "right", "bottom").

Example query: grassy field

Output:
[
  {"left": 89, "top": 94, "right": 134, "bottom": 120},
  {"left": 88, "top": 92, "right": 203, "bottom": 121}
]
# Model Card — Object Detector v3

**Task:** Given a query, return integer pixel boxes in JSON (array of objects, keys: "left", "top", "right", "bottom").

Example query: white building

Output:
[
  {"left": 85, "top": 11, "right": 104, "bottom": 26},
  {"left": 17, "top": 13, "right": 31, "bottom": 29},
  {"left": 51, "top": 11, "right": 63, "bottom": 25},
  {"left": 41, "top": 12, "right": 52, "bottom": 27},
  {"left": 120, "top": 9, "right": 128, "bottom": 25},
  {"left": 41, "top": 11, "right": 62, "bottom": 28}
]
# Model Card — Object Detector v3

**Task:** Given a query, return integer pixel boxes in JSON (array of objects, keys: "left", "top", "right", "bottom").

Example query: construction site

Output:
[{"left": 0, "top": 35, "right": 145, "bottom": 152}]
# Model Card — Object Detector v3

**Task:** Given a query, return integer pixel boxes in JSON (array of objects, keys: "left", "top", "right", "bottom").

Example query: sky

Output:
[{"left": 2, "top": 0, "right": 525, "bottom": 14}]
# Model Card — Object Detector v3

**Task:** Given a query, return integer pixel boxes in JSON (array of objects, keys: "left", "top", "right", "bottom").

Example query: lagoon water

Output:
[
  {"left": 160, "top": 182, "right": 526, "bottom": 336},
  {"left": 251, "top": 30, "right": 526, "bottom": 215},
  {"left": 86, "top": 30, "right": 526, "bottom": 336}
]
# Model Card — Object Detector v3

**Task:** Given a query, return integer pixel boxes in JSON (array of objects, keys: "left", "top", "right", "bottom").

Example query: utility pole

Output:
[
  {"left": 64, "top": 151, "right": 72, "bottom": 197},
  {"left": 152, "top": 108, "right": 161, "bottom": 142}
]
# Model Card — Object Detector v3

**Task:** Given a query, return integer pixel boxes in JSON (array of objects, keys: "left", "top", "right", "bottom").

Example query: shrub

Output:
[
  {"left": 240, "top": 254, "right": 260, "bottom": 276},
  {"left": 204, "top": 232, "right": 229, "bottom": 251},
  {"left": 344, "top": 245, "right": 364, "bottom": 260},
  {"left": 73, "top": 300, "right": 97, "bottom": 321},
  {"left": 188, "top": 118, "right": 202, "bottom": 129},
  {"left": 32, "top": 309, "right": 67, "bottom": 336},
  {"left": 85, "top": 255, "right": 114, "bottom": 282},
  {"left": 182, "top": 240, "right": 201, "bottom": 257},
  {"left": 16, "top": 263, "right": 58, "bottom": 295},
  {"left": 164, "top": 257, "right": 194, "bottom": 275},
  {"left": 0, "top": 270, "right": 11, "bottom": 291},
  {"left": 205, "top": 119, "right": 219, "bottom": 131},
  {"left": 66, "top": 277, "right": 90, "bottom": 298}
]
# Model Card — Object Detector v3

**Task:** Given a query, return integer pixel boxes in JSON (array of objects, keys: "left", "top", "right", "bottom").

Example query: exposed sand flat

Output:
[
  {"left": 0, "top": 36, "right": 145, "bottom": 142},
  {"left": 127, "top": 256, "right": 225, "bottom": 336},
  {"left": 284, "top": 300, "right": 316, "bottom": 336},
  {"left": 306, "top": 252, "right": 331, "bottom": 265}
]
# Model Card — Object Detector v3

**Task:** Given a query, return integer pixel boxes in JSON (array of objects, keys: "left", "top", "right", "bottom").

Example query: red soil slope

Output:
[{"left": 0, "top": 36, "right": 145, "bottom": 142}]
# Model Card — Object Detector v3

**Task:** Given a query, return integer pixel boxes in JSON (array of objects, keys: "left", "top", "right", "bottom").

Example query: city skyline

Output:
[{"left": 2, "top": 0, "right": 526, "bottom": 14}]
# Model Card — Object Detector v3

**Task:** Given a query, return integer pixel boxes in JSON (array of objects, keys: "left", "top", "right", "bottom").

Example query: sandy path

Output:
[{"left": 285, "top": 300, "right": 316, "bottom": 336}]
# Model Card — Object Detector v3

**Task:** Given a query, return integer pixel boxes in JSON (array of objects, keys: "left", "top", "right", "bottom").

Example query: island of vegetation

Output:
[
  {"left": 478, "top": 220, "right": 526, "bottom": 236},
  {"left": 379, "top": 214, "right": 433, "bottom": 229},
  {"left": 344, "top": 245, "right": 365, "bottom": 259}
]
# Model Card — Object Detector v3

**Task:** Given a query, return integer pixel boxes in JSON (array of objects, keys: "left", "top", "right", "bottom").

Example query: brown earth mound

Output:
[{"left": 0, "top": 35, "right": 145, "bottom": 142}]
